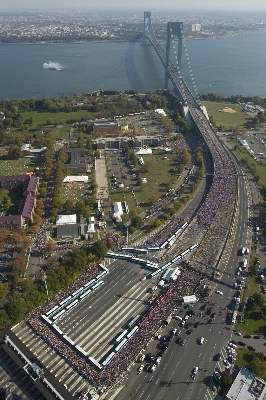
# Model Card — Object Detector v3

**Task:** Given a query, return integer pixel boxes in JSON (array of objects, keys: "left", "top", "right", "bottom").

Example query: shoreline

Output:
[{"left": 1, "top": 27, "right": 266, "bottom": 45}]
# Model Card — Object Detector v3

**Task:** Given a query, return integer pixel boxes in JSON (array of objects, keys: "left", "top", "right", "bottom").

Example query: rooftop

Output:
[{"left": 226, "top": 367, "right": 266, "bottom": 400}]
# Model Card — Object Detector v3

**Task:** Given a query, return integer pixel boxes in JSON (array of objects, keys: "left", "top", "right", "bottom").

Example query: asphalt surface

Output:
[{"left": 105, "top": 137, "right": 265, "bottom": 400}]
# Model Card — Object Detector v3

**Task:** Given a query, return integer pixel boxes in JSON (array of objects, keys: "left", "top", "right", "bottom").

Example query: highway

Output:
[{"left": 109, "top": 147, "right": 254, "bottom": 400}]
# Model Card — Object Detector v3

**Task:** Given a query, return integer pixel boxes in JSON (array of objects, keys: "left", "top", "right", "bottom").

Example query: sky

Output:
[{"left": 2, "top": 0, "right": 266, "bottom": 12}]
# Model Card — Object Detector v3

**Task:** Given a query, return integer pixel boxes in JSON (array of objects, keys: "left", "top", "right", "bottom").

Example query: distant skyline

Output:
[{"left": 2, "top": 0, "right": 266, "bottom": 12}]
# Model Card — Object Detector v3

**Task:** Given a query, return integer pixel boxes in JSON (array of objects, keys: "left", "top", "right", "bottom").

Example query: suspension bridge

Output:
[
  {"left": 143, "top": 11, "right": 199, "bottom": 109},
  {"left": 142, "top": 11, "right": 240, "bottom": 280}
]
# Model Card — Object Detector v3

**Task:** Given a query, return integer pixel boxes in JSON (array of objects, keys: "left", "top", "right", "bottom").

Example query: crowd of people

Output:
[
  {"left": 27, "top": 262, "right": 204, "bottom": 389},
  {"left": 26, "top": 104, "right": 238, "bottom": 390},
  {"left": 137, "top": 216, "right": 183, "bottom": 249},
  {"left": 33, "top": 162, "right": 56, "bottom": 251},
  {"left": 191, "top": 107, "right": 238, "bottom": 265},
  {"left": 99, "top": 265, "right": 204, "bottom": 387}
]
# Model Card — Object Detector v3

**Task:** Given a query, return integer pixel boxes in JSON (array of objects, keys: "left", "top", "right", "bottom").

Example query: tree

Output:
[
  {"left": 8, "top": 145, "right": 21, "bottom": 159},
  {"left": 0, "top": 282, "right": 9, "bottom": 298},
  {"left": 2, "top": 195, "right": 11, "bottom": 212},
  {"left": 94, "top": 149, "right": 101, "bottom": 158},
  {"left": 252, "top": 293, "right": 265, "bottom": 308},
  {"left": 45, "top": 240, "right": 55, "bottom": 255},
  {"left": 131, "top": 215, "right": 143, "bottom": 229},
  {"left": 219, "top": 370, "right": 233, "bottom": 388},
  {"left": 90, "top": 240, "right": 108, "bottom": 260},
  {"left": 249, "top": 355, "right": 266, "bottom": 379}
]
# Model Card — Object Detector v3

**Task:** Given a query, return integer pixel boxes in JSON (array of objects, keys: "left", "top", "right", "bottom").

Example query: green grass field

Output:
[
  {"left": 110, "top": 150, "right": 176, "bottom": 216},
  {"left": 202, "top": 101, "right": 250, "bottom": 129},
  {"left": 8, "top": 110, "right": 102, "bottom": 140},
  {"left": 0, "top": 149, "right": 41, "bottom": 176}
]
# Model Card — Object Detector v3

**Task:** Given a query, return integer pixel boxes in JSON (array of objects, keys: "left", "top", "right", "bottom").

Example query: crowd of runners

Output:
[{"left": 27, "top": 263, "right": 204, "bottom": 388}]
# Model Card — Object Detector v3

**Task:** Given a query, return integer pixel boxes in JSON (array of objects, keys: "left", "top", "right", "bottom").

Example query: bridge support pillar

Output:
[
  {"left": 165, "top": 22, "right": 183, "bottom": 89},
  {"left": 143, "top": 11, "right": 152, "bottom": 45}
]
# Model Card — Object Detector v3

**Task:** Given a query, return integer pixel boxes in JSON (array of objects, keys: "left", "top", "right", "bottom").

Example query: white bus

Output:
[
  {"left": 102, "top": 352, "right": 115, "bottom": 367},
  {"left": 88, "top": 356, "right": 102, "bottom": 370},
  {"left": 115, "top": 330, "right": 128, "bottom": 344},
  {"left": 114, "top": 338, "right": 128, "bottom": 352},
  {"left": 79, "top": 288, "right": 92, "bottom": 300}
]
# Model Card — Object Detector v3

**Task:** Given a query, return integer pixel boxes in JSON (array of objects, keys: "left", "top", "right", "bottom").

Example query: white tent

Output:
[
  {"left": 63, "top": 176, "right": 89, "bottom": 183},
  {"left": 154, "top": 108, "right": 166, "bottom": 116},
  {"left": 183, "top": 295, "right": 198, "bottom": 304},
  {"left": 56, "top": 214, "right": 77, "bottom": 225},
  {"left": 113, "top": 202, "right": 123, "bottom": 222},
  {"left": 134, "top": 148, "right": 152, "bottom": 155},
  {"left": 87, "top": 223, "right": 95, "bottom": 233}
]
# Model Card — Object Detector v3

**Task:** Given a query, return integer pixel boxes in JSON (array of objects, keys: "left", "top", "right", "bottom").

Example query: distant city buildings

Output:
[
  {"left": 0, "top": 11, "right": 265, "bottom": 43},
  {"left": 191, "top": 23, "right": 201, "bottom": 32}
]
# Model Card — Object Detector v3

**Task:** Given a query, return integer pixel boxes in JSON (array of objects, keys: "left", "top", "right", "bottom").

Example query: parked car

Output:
[
  {"left": 253, "top": 335, "right": 261, "bottom": 339},
  {"left": 243, "top": 334, "right": 251, "bottom": 338},
  {"left": 247, "top": 345, "right": 255, "bottom": 351},
  {"left": 223, "top": 359, "right": 231, "bottom": 367},
  {"left": 138, "top": 365, "right": 144, "bottom": 373},
  {"left": 238, "top": 341, "right": 246, "bottom": 347}
]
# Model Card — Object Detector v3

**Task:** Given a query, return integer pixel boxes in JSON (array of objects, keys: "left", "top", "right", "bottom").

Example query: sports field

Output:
[{"left": 202, "top": 101, "right": 250, "bottom": 129}]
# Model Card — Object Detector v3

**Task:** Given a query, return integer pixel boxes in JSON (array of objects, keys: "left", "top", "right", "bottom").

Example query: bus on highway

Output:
[{"left": 128, "top": 314, "right": 141, "bottom": 329}]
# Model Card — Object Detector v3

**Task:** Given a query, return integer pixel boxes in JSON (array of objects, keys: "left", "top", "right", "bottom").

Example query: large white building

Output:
[
  {"left": 192, "top": 24, "right": 201, "bottom": 32},
  {"left": 226, "top": 367, "right": 266, "bottom": 400}
]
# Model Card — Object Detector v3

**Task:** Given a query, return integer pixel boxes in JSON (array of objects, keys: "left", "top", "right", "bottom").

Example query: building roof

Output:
[
  {"left": 134, "top": 148, "right": 152, "bottom": 155},
  {"left": 63, "top": 176, "right": 89, "bottom": 183},
  {"left": 57, "top": 224, "right": 80, "bottom": 238},
  {"left": 183, "top": 295, "right": 198, "bottom": 304},
  {"left": 25, "top": 176, "right": 39, "bottom": 193},
  {"left": 226, "top": 367, "right": 266, "bottom": 400},
  {"left": 18, "top": 195, "right": 35, "bottom": 220},
  {"left": 87, "top": 223, "right": 95, "bottom": 233},
  {"left": 56, "top": 214, "right": 77, "bottom": 225},
  {"left": 113, "top": 202, "right": 123, "bottom": 222},
  {"left": 94, "top": 121, "right": 118, "bottom": 127},
  {"left": 0, "top": 215, "right": 22, "bottom": 227},
  {"left": 21, "top": 143, "right": 31, "bottom": 152},
  {"left": 0, "top": 174, "right": 28, "bottom": 185},
  {"left": 154, "top": 108, "right": 166, "bottom": 116}
]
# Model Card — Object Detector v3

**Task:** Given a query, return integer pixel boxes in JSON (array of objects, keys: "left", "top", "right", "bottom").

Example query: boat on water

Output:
[{"left": 47, "top": 61, "right": 60, "bottom": 70}]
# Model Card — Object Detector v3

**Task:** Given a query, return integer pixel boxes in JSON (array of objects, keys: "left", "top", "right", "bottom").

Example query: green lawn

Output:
[
  {"left": 0, "top": 150, "right": 41, "bottom": 176},
  {"left": 134, "top": 150, "right": 176, "bottom": 205},
  {"left": 8, "top": 110, "right": 102, "bottom": 141},
  {"left": 235, "top": 347, "right": 255, "bottom": 368},
  {"left": 237, "top": 311, "right": 266, "bottom": 335},
  {"left": 110, "top": 149, "right": 176, "bottom": 216},
  {"left": 202, "top": 101, "right": 250, "bottom": 129},
  {"left": 22, "top": 110, "right": 98, "bottom": 126}
]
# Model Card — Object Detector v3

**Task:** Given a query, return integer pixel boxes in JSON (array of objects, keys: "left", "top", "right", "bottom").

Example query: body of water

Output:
[{"left": 0, "top": 29, "right": 265, "bottom": 100}]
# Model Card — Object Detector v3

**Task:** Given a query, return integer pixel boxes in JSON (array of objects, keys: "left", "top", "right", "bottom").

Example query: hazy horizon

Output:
[{"left": 2, "top": 0, "right": 266, "bottom": 13}]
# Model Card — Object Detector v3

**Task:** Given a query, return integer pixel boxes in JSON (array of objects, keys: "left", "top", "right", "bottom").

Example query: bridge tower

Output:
[
  {"left": 143, "top": 11, "right": 152, "bottom": 44},
  {"left": 165, "top": 22, "right": 183, "bottom": 89}
]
